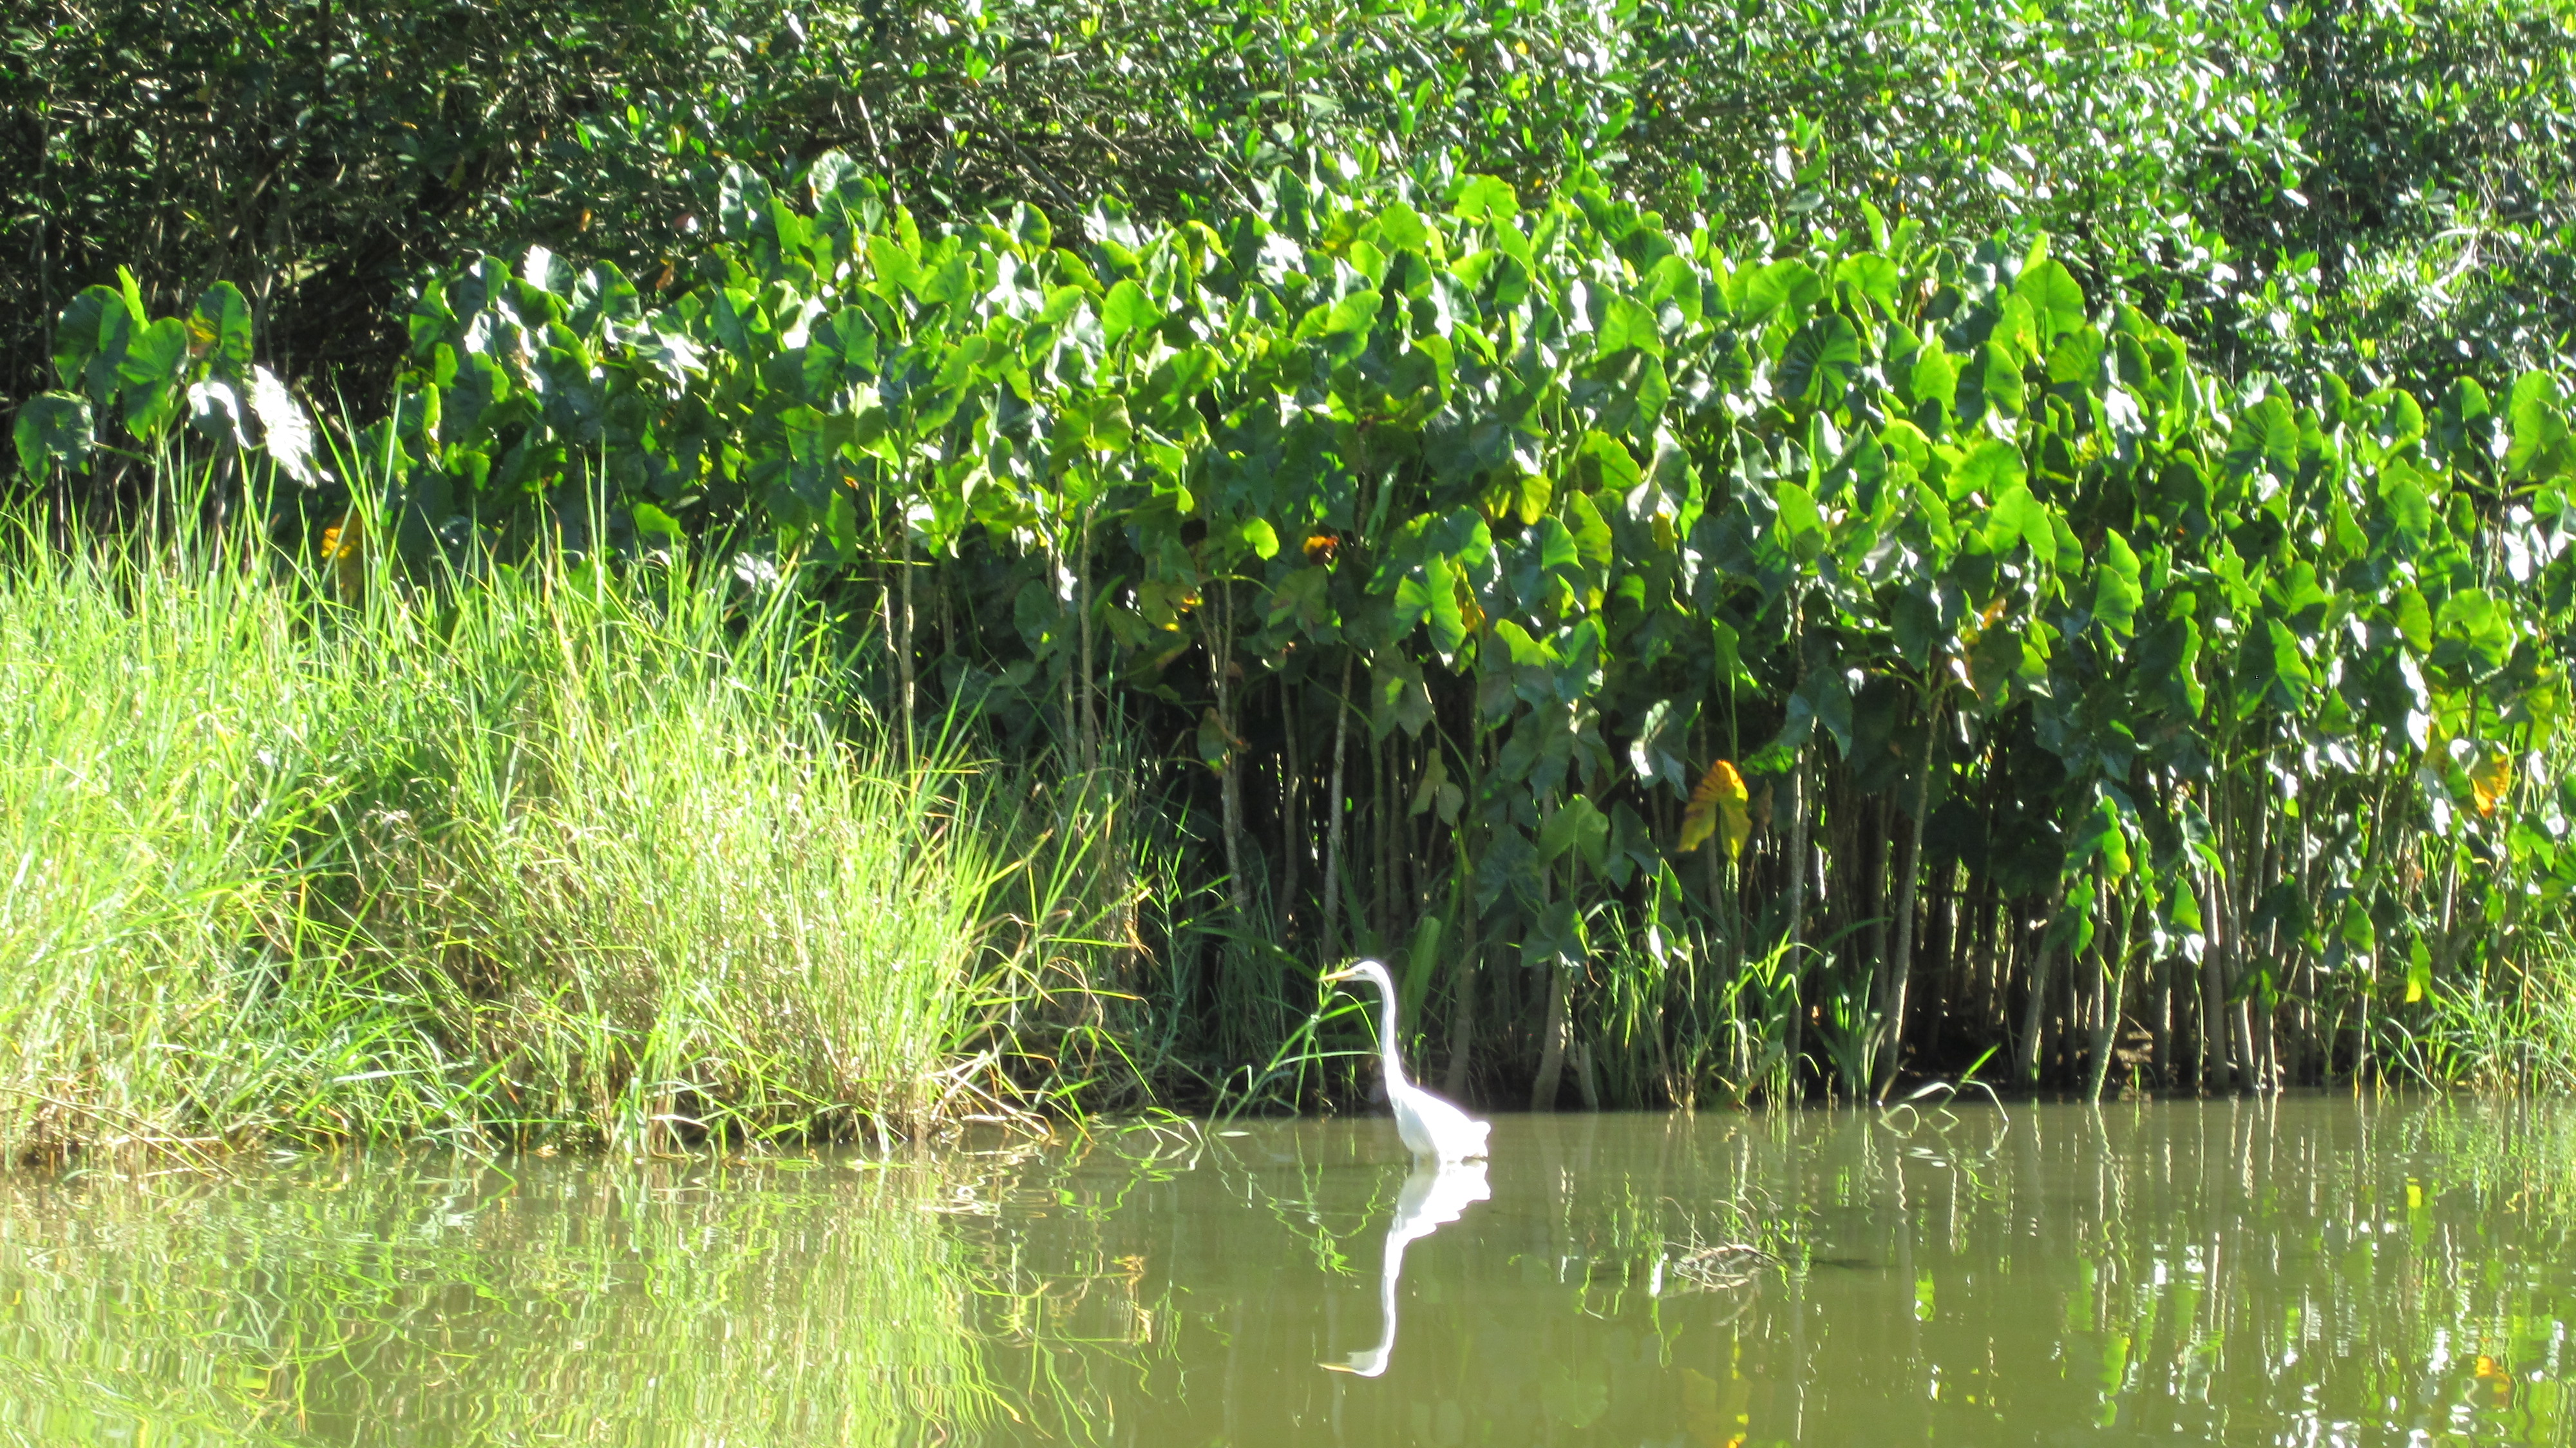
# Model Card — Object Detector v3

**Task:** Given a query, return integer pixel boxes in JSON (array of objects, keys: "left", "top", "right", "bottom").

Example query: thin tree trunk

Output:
[
  {"left": 1075, "top": 513, "right": 1097, "bottom": 774},
  {"left": 2151, "top": 949, "right": 2173, "bottom": 1092},
  {"left": 1779, "top": 754, "right": 1810, "bottom": 1099},
  {"left": 2201, "top": 864, "right": 2232, "bottom": 1092},
  {"left": 1281, "top": 679, "right": 1301, "bottom": 946},
  {"left": 1443, "top": 875, "right": 1479, "bottom": 1098},
  {"left": 1533, "top": 949, "right": 1577, "bottom": 1112},
  {"left": 2083, "top": 884, "right": 2139, "bottom": 1102},
  {"left": 2015, "top": 881, "right": 2067, "bottom": 1086},
  {"left": 1531, "top": 797, "right": 1574, "bottom": 1112},
  {"left": 1442, "top": 729, "right": 1483, "bottom": 1098},
  {"left": 2253, "top": 991, "right": 2278, "bottom": 1093},
  {"left": 1320, "top": 655, "right": 1355, "bottom": 964},
  {"left": 1923, "top": 862, "right": 1956, "bottom": 1069},
  {"left": 1862, "top": 795, "right": 1891, "bottom": 1055},
  {"left": 2229, "top": 777, "right": 2266, "bottom": 1091},
  {"left": 2224, "top": 893, "right": 2259, "bottom": 1093},
  {"left": 1211, "top": 587, "right": 1249, "bottom": 923},
  {"left": 1376, "top": 734, "right": 1395, "bottom": 946},
  {"left": 1874, "top": 698, "right": 1940, "bottom": 1099},
  {"left": 898, "top": 531, "right": 917, "bottom": 762}
]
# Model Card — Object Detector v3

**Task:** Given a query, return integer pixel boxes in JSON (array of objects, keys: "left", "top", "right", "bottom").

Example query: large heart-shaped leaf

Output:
[{"left": 12, "top": 392, "right": 93, "bottom": 480}]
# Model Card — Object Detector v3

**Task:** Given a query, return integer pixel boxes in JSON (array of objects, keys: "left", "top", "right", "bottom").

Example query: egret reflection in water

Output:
[{"left": 1323, "top": 1156, "right": 1491, "bottom": 1377}]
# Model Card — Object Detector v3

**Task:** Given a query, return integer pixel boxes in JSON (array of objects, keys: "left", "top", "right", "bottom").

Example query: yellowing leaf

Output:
[
  {"left": 319, "top": 509, "right": 364, "bottom": 605},
  {"left": 2468, "top": 745, "right": 2514, "bottom": 817},
  {"left": 1680, "top": 759, "right": 1752, "bottom": 861},
  {"left": 1956, "top": 594, "right": 2008, "bottom": 648}
]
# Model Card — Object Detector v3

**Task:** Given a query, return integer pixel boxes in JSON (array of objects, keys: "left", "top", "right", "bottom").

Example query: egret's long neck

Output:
[{"left": 1372, "top": 975, "right": 1407, "bottom": 1092}]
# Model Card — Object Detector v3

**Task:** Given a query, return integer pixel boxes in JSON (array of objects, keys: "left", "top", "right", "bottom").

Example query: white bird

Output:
[{"left": 1321, "top": 960, "right": 1491, "bottom": 1165}]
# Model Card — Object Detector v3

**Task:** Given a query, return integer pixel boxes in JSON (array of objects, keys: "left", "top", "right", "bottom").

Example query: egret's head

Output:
[{"left": 1320, "top": 958, "right": 1393, "bottom": 989}]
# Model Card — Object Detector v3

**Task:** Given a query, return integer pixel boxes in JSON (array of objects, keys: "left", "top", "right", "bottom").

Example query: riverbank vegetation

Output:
[
  {"left": 0, "top": 499, "right": 1028, "bottom": 1160},
  {"left": 4, "top": 0, "right": 2575, "bottom": 1155}
]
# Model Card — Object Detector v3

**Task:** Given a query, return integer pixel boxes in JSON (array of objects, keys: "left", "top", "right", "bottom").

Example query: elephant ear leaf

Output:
[
  {"left": 1597, "top": 295, "right": 1664, "bottom": 359},
  {"left": 1776, "top": 312, "right": 1861, "bottom": 408},
  {"left": 2012, "top": 258, "right": 2087, "bottom": 343},
  {"left": 1679, "top": 758, "right": 1752, "bottom": 861},
  {"left": 12, "top": 393, "right": 94, "bottom": 480},
  {"left": 2468, "top": 745, "right": 2515, "bottom": 817},
  {"left": 1785, "top": 662, "right": 1855, "bottom": 756},
  {"left": 2507, "top": 381, "right": 2572, "bottom": 481},
  {"left": 1522, "top": 899, "right": 1587, "bottom": 971},
  {"left": 117, "top": 316, "right": 191, "bottom": 439},
  {"left": 187, "top": 281, "right": 256, "bottom": 379},
  {"left": 1538, "top": 795, "right": 1609, "bottom": 873},
  {"left": 2092, "top": 528, "right": 2141, "bottom": 642},
  {"left": 1102, "top": 280, "right": 1162, "bottom": 345},
  {"left": 52, "top": 286, "right": 118, "bottom": 391}
]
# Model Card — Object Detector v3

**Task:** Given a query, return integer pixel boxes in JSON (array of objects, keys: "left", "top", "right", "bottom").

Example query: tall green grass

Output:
[{"left": 0, "top": 498, "right": 999, "bottom": 1161}]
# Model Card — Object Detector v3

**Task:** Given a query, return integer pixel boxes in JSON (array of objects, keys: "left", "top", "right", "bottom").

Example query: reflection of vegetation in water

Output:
[
  {"left": 943, "top": 1103, "right": 2576, "bottom": 1445},
  {"left": 0, "top": 1154, "right": 998, "bottom": 1446},
  {"left": 1656, "top": 1100, "right": 2576, "bottom": 1445},
  {"left": 1, "top": 1104, "right": 2571, "bottom": 1445}
]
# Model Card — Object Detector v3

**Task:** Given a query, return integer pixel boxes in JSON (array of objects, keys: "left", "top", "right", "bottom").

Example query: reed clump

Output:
[{"left": 0, "top": 503, "right": 996, "bottom": 1163}]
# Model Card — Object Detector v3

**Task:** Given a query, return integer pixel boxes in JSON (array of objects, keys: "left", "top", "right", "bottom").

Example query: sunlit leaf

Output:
[
  {"left": 2091, "top": 528, "right": 2141, "bottom": 641},
  {"left": 116, "top": 316, "right": 189, "bottom": 439},
  {"left": 1598, "top": 295, "right": 1664, "bottom": 359},
  {"left": 1776, "top": 313, "right": 1861, "bottom": 408},
  {"left": 2013, "top": 259, "right": 2087, "bottom": 341},
  {"left": 2468, "top": 745, "right": 2515, "bottom": 817},
  {"left": 185, "top": 281, "right": 255, "bottom": 379},
  {"left": 318, "top": 508, "right": 365, "bottom": 604},
  {"left": 1103, "top": 280, "right": 1162, "bottom": 345},
  {"left": 1679, "top": 758, "right": 1752, "bottom": 862}
]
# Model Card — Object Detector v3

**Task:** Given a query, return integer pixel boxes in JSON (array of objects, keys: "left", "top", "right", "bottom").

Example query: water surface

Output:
[{"left": 2, "top": 1097, "right": 2569, "bottom": 1445}]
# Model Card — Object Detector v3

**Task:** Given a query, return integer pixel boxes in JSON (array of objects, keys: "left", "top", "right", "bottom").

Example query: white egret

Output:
[{"left": 1321, "top": 960, "right": 1491, "bottom": 1165}]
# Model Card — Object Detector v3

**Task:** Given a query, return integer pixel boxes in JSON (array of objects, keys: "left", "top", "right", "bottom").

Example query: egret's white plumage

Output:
[{"left": 1322, "top": 960, "right": 1492, "bottom": 1165}]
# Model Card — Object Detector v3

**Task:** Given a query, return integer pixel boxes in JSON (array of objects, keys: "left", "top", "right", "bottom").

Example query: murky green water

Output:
[{"left": 3, "top": 1098, "right": 2571, "bottom": 1445}]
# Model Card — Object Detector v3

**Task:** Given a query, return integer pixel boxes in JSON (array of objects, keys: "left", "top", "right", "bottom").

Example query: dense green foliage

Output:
[
  {"left": 41, "top": 162, "right": 2566, "bottom": 1106},
  {"left": 7, "top": 0, "right": 2573, "bottom": 417},
  {"left": 0, "top": 507, "right": 1009, "bottom": 1159},
  {"left": 6, "top": 0, "right": 2576, "bottom": 1123}
]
